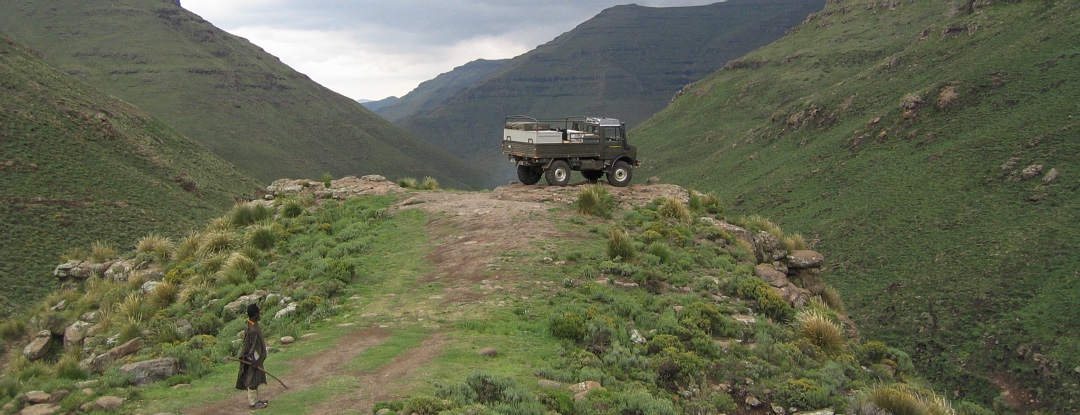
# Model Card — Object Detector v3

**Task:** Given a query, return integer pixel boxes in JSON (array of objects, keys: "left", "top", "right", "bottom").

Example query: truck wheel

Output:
[
  {"left": 517, "top": 165, "right": 542, "bottom": 185},
  {"left": 582, "top": 170, "right": 604, "bottom": 182},
  {"left": 545, "top": 160, "right": 571, "bottom": 187},
  {"left": 607, "top": 160, "right": 633, "bottom": 187}
]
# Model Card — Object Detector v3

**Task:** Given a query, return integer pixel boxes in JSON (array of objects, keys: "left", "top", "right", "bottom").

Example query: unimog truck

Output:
[{"left": 501, "top": 115, "right": 640, "bottom": 187}]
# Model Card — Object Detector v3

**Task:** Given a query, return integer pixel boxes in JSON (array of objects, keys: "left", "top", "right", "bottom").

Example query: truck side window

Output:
[{"left": 604, "top": 127, "right": 622, "bottom": 141}]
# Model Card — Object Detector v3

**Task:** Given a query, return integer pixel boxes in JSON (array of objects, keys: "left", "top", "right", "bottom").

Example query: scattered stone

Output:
[
  {"left": 25, "top": 391, "right": 50, "bottom": 404},
  {"left": 746, "top": 395, "right": 763, "bottom": 408},
  {"left": 754, "top": 264, "right": 789, "bottom": 288},
  {"left": 23, "top": 331, "right": 52, "bottom": 361},
  {"left": 537, "top": 379, "right": 563, "bottom": 389},
  {"left": 223, "top": 291, "right": 267, "bottom": 314},
  {"left": 49, "top": 299, "right": 66, "bottom": 311},
  {"left": 119, "top": 358, "right": 178, "bottom": 386},
  {"left": 630, "top": 329, "right": 647, "bottom": 345},
  {"left": 140, "top": 280, "right": 161, "bottom": 294},
  {"left": 672, "top": 305, "right": 685, "bottom": 313},
  {"left": 83, "top": 337, "right": 142, "bottom": 373},
  {"left": 1042, "top": 168, "right": 1059, "bottom": 185},
  {"left": 103, "top": 260, "right": 135, "bottom": 282},
  {"left": 753, "top": 231, "right": 785, "bottom": 262},
  {"left": 18, "top": 403, "right": 60, "bottom": 415},
  {"left": 79, "top": 311, "right": 99, "bottom": 322},
  {"left": 792, "top": 409, "right": 835, "bottom": 415},
  {"left": 1019, "top": 164, "right": 1043, "bottom": 181},
  {"left": 301, "top": 333, "right": 319, "bottom": 340},
  {"left": 171, "top": 384, "right": 191, "bottom": 390},
  {"left": 53, "top": 260, "right": 84, "bottom": 281},
  {"left": 64, "top": 321, "right": 93, "bottom": 351},
  {"left": 93, "top": 396, "right": 124, "bottom": 411},
  {"left": 569, "top": 380, "right": 602, "bottom": 394},
  {"left": 46, "top": 390, "right": 69, "bottom": 404},
  {"left": 478, "top": 347, "right": 498, "bottom": 357},
  {"left": 280, "top": 336, "right": 295, "bottom": 345},
  {"left": 772, "top": 403, "right": 786, "bottom": 415},
  {"left": 732, "top": 315, "right": 756, "bottom": 325},
  {"left": 786, "top": 250, "right": 824, "bottom": 269},
  {"left": 274, "top": 302, "right": 298, "bottom": 319}
]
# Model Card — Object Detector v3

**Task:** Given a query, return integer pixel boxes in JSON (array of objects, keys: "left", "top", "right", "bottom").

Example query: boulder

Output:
[
  {"left": 52, "top": 260, "right": 82, "bottom": 281},
  {"left": 787, "top": 250, "right": 824, "bottom": 269},
  {"left": 45, "top": 390, "right": 68, "bottom": 404},
  {"left": 93, "top": 396, "right": 124, "bottom": 411},
  {"left": 224, "top": 291, "right": 267, "bottom": 314},
  {"left": 119, "top": 358, "right": 177, "bottom": 386},
  {"left": 746, "top": 395, "right": 763, "bottom": 408},
  {"left": 104, "top": 260, "right": 135, "bottom": 282},
  {"left": 64, "top": 321, "right": 93, "bottom": 351},
  {"left": 25, "top": 391, "right": 50, "bottom": 404},
  {"left": 753, "top": 231, "right": 786, "bottom": 262},
  {"left": 140, "top": 280, "right": 161, "bottom": 294},
  {"left": 755, "top": 264, "right": 789, "bottom": 288},
  {"left": 23, "top": 331, "right": 52, "bottom": 361},
  {"left": 777, "top": 285, "right": 812, "bottom": 308},
  {"left": 630, "top": 329, "right": 647, "bottom": 344},
  {"left": 280, "top": 336, "right": 295, "bottom": 345},
  {"left": 83, "top": 337, "right": 142, "bottom": 373},
  {"left": 791, "top": 268, "right": 825, "bottom": 294},
  {"left": 18, "top": 404, "right": 60, "bottom": 415},
  {"left": 274, "top": 302, "right": 298, "bottom": 319}
]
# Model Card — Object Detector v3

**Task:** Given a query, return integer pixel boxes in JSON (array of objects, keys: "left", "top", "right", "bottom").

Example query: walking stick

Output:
[{"left": 229, "top": 357, "right": 289, "bottom": 389}]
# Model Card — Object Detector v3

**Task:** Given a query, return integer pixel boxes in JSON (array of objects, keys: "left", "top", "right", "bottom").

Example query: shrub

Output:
[
  {"left": 197, "top": 230, "right": 234, "bottom": 258},
  {"left": 280, "top": 199, "right": 304, "bottom": 218},
  {"left": 247, "top": 223, "right": 276, "bottom": 249},
  {"left": 652, "top": 346, "right": 705, "bottom": 390},
  {"left": 737, "top": 277, "right": 794, "bottom": 322},
  {"left": 420, "top": 176, "right": 440, "bottom": 190},
  {"left": 402, "top": 395, "right": 451, "bottom": 415},
  {"left": 148, "top": 281, "right": 178, "bottom": 309},
  {"left": 853, "top": 383, "right": 956, "bottom": 415},
  {"left": 252, "top": 203, "right": 275, "bottom": 222},
  {"left": 646, "top": 242, "right": 674, "bottom": 264},
  {"left": 607, "top": 228, "right": 636, "bottom": 261},
  {"left": 772, "top": 378, "right": 834, "bottom": 410},
  {"left": 658, "top": 198, "right": 691, "bottom": 224},
  {"left": 136, "top": 234, "right": 173, "bottom": 264},
  {"left": 229, "top": 203, "right": 256, "bottom": 227},
  {"left": 576, "top": 184, "right": 615, "bottom": 218},
  {"left": 646, "top": 334, "right": 682, "bottom": 354},
  {"left": 89, "top": 240, "right": 117, "bottom": 263},
  {"left": 780, "top": 232, "right": 807, "bottom": 251},
  {"left": 549, "top": 312, "right": 587, "bottom": 342},
  {"left": 794, "top": 308, "right": 846, "bottom": 356}
]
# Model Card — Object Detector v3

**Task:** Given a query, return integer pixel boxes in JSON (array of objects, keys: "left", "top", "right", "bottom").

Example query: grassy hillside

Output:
[
  {"left": 0, "top": 183, "right": 969, "bottom": 414},
  {"left": 0, "top": 34, "right": 260, "bottom": 313},
  {"left": 394, "top": 0, "right": 824, "bottom": 187},
  {"left": 372, "top": 59, "right": 508, "bottom": 123},
  {"left": 635, "top": 0, "right": 1079, "bottom": 411},
  {"left": 0, "top": 0, "right": 486, "bottom": 188}
]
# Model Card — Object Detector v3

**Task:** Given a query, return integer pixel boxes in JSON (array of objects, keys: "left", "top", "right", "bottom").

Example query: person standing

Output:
[{"left": 236, "top": 303, "right": 268, "bottom": 409}]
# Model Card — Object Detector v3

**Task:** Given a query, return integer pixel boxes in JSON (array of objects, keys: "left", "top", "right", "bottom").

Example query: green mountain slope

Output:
[
  {"left": 372, "top": 59, "right": 508, "bottom": 123},
  {"left": 0, "top": 0, "right": 486, "bottom": 188},
  {"left": 635, "top": 0, "right": 1079, "bottom": 411},
  {"left": 394, "top": 0, "right": 824, "bottom": 187},
  {"left": 0, "top": 34, "right": 260, "bottom": 312}
]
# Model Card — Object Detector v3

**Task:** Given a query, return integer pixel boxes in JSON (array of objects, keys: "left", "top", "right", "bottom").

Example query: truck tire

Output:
[
  {"left": 517, "top": 165, "right": 542, "bottom": 185},
  {"left": 582, "top": 170, "right": 604, "bottom": 182},
  {"left": 545, "top": 160, "right": 571, "bottom": 187},
  {"left": 607, "top": 160, "right": 633, "bottom": 187}
]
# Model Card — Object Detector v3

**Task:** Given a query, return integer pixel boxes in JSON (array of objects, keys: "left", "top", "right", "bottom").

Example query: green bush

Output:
[
  {"left": 549, "top": 312, "right": 587, "bottom": 342},
  {"left": 771, "top": 378, "right": 834, "bottom": 410},
  {"left": 607, "top": 228, "right": 636, "bottom": 260},
  {"left": 402, "top": 395, "right": 452, "bottom": 415},
  {"left": 736, "top": 277, "right": 794, "bottom": 322},
  {"left": 229, "top": 203, "right": 256, "bottom": 227},
  {"left": 576, "top": 184, "right": 615, "bottom": 218}
]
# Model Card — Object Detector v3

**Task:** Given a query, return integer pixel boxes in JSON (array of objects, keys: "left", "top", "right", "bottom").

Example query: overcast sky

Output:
[{"left": 180, "top": 1, "right": 722, "bottom": 101}]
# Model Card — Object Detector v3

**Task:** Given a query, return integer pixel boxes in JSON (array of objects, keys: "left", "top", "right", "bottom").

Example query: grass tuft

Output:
[
  {"left": 89, "top": 240, "right": 117, "bottom": 263},
  {"left": 575, "top": 184, "right": 615, "bottom": 218},
  {"left": 658, "top": 198, "right": 691, "bottom": 224},
  {"left": 795, "top": 308, "right": 846, "bottom": 356},
  {"left": 607, "top": 228, "right": 636, "bottom": 261}
]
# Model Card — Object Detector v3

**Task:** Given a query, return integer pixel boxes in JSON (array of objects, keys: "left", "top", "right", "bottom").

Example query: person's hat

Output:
[{"left": 247, "top": 303, "right": 260, "bottom": 318}]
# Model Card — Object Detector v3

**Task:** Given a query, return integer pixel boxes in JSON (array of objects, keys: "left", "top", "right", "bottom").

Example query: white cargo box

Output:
[{"left": 504, "top": 128, "right": 563, "bottom": 144}]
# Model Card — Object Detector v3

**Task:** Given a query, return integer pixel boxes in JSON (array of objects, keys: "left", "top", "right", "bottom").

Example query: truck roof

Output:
[{"left": 584, "top": 117, "right": 622, "bottom": 127}]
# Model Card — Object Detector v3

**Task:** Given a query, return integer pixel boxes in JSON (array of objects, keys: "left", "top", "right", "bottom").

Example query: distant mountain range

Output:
[
  {"left": 376, "top": 0, "right": 825, "bottom": 187},
  {"left": 0, "top": 0, "right": 487, "bottom": 188}
]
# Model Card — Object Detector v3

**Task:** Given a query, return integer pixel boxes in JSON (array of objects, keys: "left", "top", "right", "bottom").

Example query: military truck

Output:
[{"left": 501, "top": 115, "right": 639, "bottom": 187}]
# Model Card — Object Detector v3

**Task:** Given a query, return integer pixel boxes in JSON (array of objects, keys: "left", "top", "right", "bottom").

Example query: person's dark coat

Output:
[{"left": 235, "top": 319, "right": 267, "bottom": 390}]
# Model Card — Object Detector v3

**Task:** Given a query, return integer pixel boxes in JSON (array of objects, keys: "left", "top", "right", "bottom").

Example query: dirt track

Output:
[{"left": 184, "top": 181, "right": 688, "bottom": 414}]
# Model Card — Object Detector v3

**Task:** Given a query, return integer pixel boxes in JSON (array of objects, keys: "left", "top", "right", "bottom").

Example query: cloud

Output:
[{"left": 181, "top": 0, "right": 721, "bottom": 100}]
